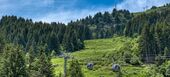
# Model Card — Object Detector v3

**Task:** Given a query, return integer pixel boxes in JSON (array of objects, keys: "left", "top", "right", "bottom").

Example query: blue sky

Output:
[{"left": 0, "top": 0, "right": 170, "bottom": 23}]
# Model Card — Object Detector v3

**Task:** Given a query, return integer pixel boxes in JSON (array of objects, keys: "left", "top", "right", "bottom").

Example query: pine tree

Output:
[
  {"left": 166, "top": 66, "right": 170, "bottom": 77},
  {"left": 149, "top": 26, "right": 158, "bottom": 58},
  {"left": 163, "top": 47, "right": 169, "bottom": 58},
  {"left": 155, "top": 22, "right": 162, "bottom": 54},
  {"left": 36, "top": 47, "right": 54, "bottom": 77},
  {"left": 25, "top": 45, "right": 35, "bottom": 76},
  {"left": 0, "top": 44, "right": 28, "bottom": 77},
  {"left": 139, "top": 24, "right": 151, "bottom": 62},
  {"left": 68, "top": 59, "right": 84, "bottom": 77},
  {"left": 0, "top": 16, "right": 85, "bottom": 54},
  {"left": 0, "top": 34, "right": 5, "bottom": 53},
  {"left": 62, "top": 26, "right": 72, "bottom": 52},
  {"left": 48, "top": 31, "right": 60, "bottom": 54}
]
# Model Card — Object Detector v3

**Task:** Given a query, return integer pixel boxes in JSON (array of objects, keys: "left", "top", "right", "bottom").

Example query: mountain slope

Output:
[
  {"left": 52, "top": 36, "right": 163, "bottom": 77},
  {"left": 124, "top": 4, "right": 170, "bottom": 36}
]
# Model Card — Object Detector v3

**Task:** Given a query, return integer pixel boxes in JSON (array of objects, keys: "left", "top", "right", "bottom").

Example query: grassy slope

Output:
[
  {"left": 52, "top": 36, "right": 163, "bottom": 77},
  {"left": 31, "top": 5, "right": 170, "bottom": 77}
]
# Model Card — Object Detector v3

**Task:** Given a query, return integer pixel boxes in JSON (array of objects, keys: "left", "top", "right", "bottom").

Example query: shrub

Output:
[
  {"left": 155, "top": 54, "right": 165, "bottom": 66},
  {"left": 130, "top": 55, "right": 141, "bottom": 65},
  {"left": 166, "top": 67, "right": 170, "bottom": 77},
  {"left": 123, "top": 51, "right": 132, "bottom": 64}
]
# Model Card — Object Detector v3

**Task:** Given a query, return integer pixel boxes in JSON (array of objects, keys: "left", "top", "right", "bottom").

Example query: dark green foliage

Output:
[
  {"left": 25, "top": 45, "right": 35, "bottom": 75},
  {"left": 139, "top": 24, "right": 152, "bottom": 62},
  {"left": 0, "top": 5, "right": 169, "bottom": 77},
  {"left": 68, "top": 59, "right": 84, "bottom": 77},
  {"left": 155, "top": 47, "right": 169, "bottom": 65},
  {"left": 139, "top": 23, "right": 159, "bottom": 63},
  {"left": 155, "top": 54, "right": 165, "bottom": 66},
  {"left": 133, "top": 4, "right": 170, "bottom": 64},
  {"left": 123, "top": 51, "right": 132, "bottom": 64},
  {"left": 130, "top": 55, "right": 141, "bottom": 65},
  {"left": 27, "top": 47, "right": 54, "bottom": 77},
  {"left": 62, "top": 23, "right": 85, "bottom": 52},
  {"left": 0, "top": 44, "right": 27, "bottom": 77},
  {"left": 36, "top": 48, "right": 54, "bottom": 77},
  {"left": 25, "top": 45, "right": 55, "bottom": 77},
  {"left": 159, "top": 60, "right": 170, "bottom": 77},
  {"left": 116, "top": 71, "right": 122, "bottom": 77},
  {"left": 27, "top": 45, "right": 35, "bottom": 63},
  {"left": 163, "top": 47, "right": 169, "bottom": 58},
  {"left": 0, "top": 34, "right": 5, "bottom": 53},
  {"left": 124, "top": 4, "right": 170, "bottom": 36},
  {"left": 72, "top": 9, "right": 133, "bottom": 39},
  {"left": 133, "top": 4, "right": 170, "bottom": 63},
  {"left": 58, "top": 72, "right": 62, "bottom": 77},
  {"left": 0, "top": 16, "right": 86, "bottom": 53},
  {"left": 151, "top": 6, "right": 157, "bottom": 9},
  {"left": 166, "top": 67, "right": 170, "bottom": 77},
  {"left": 51, "top": 50, "right": 57, "bottom": 57},
  {"left": 48, "top": 32, "right": 60, "bottom": 54}
]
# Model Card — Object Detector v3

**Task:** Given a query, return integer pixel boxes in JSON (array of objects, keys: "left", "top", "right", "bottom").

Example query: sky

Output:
[{"left": 0, "top": 0, "right": 170, "bottom": 24}]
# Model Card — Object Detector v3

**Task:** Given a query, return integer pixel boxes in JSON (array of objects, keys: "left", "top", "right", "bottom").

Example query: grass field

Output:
[{"left": 52, "top": 36, "right": 163, "bottom": 77}]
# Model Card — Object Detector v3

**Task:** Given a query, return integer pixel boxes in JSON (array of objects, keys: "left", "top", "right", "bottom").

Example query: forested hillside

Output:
[
  {"left": 124, "top": 4, "right": 170, "bottom": 63},
  {"left": 0, "top": 16, "right": 91, "bottom": 53},
  {"left": 71, "top": 9, "right": 133, "bottom": 39},
  {"left": 124, "top": 4, "right": 170, "bottom": 36},
  {"left": 0, "top": 3, "right": 170, "bottom": 77},
  {"left": 0, "top": 8, "right": 133, "bottom": 54}
]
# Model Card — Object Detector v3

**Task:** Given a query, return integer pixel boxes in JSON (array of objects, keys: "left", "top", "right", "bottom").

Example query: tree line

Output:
[
  {"left": 0, "top": 8, "right": 133, "bottom": 54},
  {"left": 0, "top": 16, "right": 92, "bottom": 54},
  {"left": 0, "top": 3, "right": 169, "bottom": 77},
  {"left": 0, "top": 39, "right": 83, "bottom": 77},
  {"left": 124, "top": 4, "right": 170, "bottom": 63},
  {"left": 72, "top": 9, "right": 133, "bottom": 39}
]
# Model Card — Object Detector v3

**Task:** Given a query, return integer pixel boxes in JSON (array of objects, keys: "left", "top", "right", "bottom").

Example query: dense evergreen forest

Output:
[
  {"left": 0, "top": 3, "right": 170, "bottom": 77},
  {"left": 0, "top": 7, "right": 133, "bottom": 54},
  {"left": 124, "top": 4, "right": 170, "bottom": 63},
  {"left": 0, "top": 16, "right": 89, "bottom": 53}
]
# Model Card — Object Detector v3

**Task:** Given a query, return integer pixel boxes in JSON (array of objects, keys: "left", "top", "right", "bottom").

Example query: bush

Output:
[
  {"left": 155, "top": 54, "right": 165, "bottom": 66},
  {"left": 166, "top": 67, "right": 170, "bottom": 77},
  {"left": 130, "top": 55, "right": 141, "bottom": 65},
  {"left": 159, "top": 61, "right": 170, "bottom": 76},
  {"left": 151, "top": 6, "right": 157, "bottom": 9},
  {"left": 68, "top": 59, "right": 84, "bottom": 77},
  {"left": 123, "top": 51, "right": 132, "bottom": 64},
  {"left": 51, "top": 50, "right": 57, "bottom": 57},
  {"left": 146, "top": 66, "right": 164, "bottom": 77}
]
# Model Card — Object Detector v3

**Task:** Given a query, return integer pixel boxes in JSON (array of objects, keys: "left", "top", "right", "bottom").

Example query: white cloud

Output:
[
  {"left": 1, "top": 0, "right": 170, "bottom": 24},
  {"left": 117, "top": 0, "right": 170, "bottom": 12},
  {"left": 34, "top": 0, "right": 113, "bottom": 24},
  {"left": 35, "top": 0, "right": 170, "bottom": 24},
  {"left": 34, "top": 7, "right": 112, "bottom": 24}
]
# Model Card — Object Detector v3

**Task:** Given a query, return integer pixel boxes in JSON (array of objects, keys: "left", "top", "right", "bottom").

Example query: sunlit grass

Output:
[{"left": 52, "top": 36, "right": 158, "bottom": 77}]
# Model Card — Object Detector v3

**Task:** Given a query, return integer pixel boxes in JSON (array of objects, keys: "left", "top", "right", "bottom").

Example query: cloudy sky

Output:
[{"left": 0, "top": 0, "right": 170, "bottom": 23}]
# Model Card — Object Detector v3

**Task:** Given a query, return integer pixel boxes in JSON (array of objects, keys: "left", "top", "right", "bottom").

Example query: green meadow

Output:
[{"left": 52, "top": 36, "right": 164, "bottom": 77}]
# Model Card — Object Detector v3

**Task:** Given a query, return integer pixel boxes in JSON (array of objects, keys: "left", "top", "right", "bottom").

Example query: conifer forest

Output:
[{"left": 0, "top": 0, "right": 170, "bottom": 77}]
